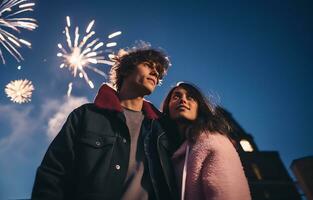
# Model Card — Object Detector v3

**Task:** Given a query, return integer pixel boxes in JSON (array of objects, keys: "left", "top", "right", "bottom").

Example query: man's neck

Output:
[
  {"left": 120, "top": 98, "right": 144, "bottom": 112},
  {"left": 118, "top": 87, "right": 144, "bottom": 112}
]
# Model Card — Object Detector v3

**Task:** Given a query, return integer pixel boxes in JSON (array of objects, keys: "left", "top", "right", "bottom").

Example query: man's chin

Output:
[{"left": 142, "top": 86, "right": 155, "bottom": 96}]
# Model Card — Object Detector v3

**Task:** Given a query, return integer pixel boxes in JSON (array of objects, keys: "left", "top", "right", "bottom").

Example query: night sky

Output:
[{"left": 0, "top": 0, "right": 313, "bottom": 199}]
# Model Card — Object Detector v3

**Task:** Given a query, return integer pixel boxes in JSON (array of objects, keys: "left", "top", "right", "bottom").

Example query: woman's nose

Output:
[{"left": 179, "top": 96, "right": 187, "bottom": 104}]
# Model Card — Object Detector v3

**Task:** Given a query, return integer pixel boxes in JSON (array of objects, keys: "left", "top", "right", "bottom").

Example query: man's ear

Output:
[{"left": 120, "top": 66, "right": 134, "bottom": 77}]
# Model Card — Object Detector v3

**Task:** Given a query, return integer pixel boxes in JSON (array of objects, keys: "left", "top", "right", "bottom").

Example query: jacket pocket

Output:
[
  {"left": 79, "top": 134, "right": 116, "bottom": 148},
  {"left": 74, "top": 133, "right": 116, "bottom": 192}
]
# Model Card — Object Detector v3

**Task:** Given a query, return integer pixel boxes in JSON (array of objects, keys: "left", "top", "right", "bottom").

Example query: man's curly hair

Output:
[{"left": 109, "top": 48, "right": 170, "bottom": 91}]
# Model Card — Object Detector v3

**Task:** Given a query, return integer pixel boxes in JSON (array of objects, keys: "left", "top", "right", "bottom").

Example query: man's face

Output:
[{"left": 123, "top": 61, "right": 160, "bottom": 95}]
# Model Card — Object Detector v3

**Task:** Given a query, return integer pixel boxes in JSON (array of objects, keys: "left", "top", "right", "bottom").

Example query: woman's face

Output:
[{"left": 168, "top": 87, "right": 198, "bottom": 121}]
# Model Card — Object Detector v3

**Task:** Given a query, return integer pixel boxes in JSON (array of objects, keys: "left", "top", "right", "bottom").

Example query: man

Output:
[{"left": 31, "top": 48, "right": 178, "bottom": 200}]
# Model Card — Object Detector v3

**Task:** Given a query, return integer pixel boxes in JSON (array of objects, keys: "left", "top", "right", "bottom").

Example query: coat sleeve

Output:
[
  {"left": 200, "top": 137, "right": 251, "bottom": 200},
  {"left": 31, "top": 109, "right": 81, "bottom": 200}
]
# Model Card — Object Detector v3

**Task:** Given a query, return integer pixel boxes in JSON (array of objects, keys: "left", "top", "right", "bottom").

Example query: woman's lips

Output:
[{"left": 176, "top": 105, "right": 190, "bottom": 110}]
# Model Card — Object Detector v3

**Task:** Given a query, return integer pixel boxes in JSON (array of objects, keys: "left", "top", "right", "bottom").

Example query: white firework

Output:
[
  {"left": 5, "top": 79, "right": 35, "bottom": 104},
  {"left": 0, "top": 0, "right": 38, "bottom": 64},
  {"left": 57, "top": 16, "right": 121, "bottom": 96}
]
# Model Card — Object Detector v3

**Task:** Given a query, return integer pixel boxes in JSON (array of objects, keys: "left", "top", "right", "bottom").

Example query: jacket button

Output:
[
  {"left": 115, "top": 165, "right": 121, "bottom": 170},
  {"left": 122, "top": 138, "right": 127, "bottom": 143},
  {"left": 95, "top": 141, "right": 101, "bottom": 146}
]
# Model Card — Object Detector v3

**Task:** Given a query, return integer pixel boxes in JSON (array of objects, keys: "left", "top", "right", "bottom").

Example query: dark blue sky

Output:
[{"left": 0, "top": 0, "right": 313, "bottom": 198}]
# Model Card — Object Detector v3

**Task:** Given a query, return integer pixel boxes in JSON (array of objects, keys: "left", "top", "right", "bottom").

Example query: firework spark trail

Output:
[
  {"left": 57, "top": 16, "right": 121, "bottom": 96},
  {"left": 67, "top": 82, "right": 72, "bottom": 97},
  {"left": 0, "top": 0, "right": 37, "bottom": 64},
  {"left": 5, "top": 79, "right": 34, "bottom": 104},
  {"left": 108, "top": 31, "right": 121, "bottom": 39}
]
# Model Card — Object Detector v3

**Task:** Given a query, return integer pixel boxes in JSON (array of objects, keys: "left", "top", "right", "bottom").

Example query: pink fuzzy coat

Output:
[{"left": 171, "top": 132, "right": 251, "bottom": 200}]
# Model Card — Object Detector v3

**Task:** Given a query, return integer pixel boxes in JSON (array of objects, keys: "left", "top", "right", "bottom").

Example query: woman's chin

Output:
[{"left": 174, "top": 117, "right": 194, "bottom": 124}]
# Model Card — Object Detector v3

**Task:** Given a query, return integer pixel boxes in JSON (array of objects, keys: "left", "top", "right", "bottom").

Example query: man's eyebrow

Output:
[{"left": 142, "top": 61, "right": 153, "bottom": 66}]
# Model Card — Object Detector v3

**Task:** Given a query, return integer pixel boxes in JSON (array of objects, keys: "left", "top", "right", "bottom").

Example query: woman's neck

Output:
[{"left": 176, "top": 121, "right": 191, "bottom": 140}]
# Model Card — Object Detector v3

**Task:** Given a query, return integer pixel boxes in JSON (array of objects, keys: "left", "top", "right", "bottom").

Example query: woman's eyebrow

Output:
[{"left": 172, "top": 91, "right": 183, "bottom": 96}]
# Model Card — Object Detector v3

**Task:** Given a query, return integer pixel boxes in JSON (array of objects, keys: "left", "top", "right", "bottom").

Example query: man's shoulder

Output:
[
  {"left": 75, "top": 102, "right": 95, "bottom": 110},
  {"left": 73, "top": 103, "right": 124, "bottom": 120},
  {"left": 70, "top": 103, "right": 94, "bottom": 113},
  {"left": 70, "top": 103, "right": 119, "bottom": 132},
  {"left": 70, "top": 103, "right": 111, "bottom": 117}
]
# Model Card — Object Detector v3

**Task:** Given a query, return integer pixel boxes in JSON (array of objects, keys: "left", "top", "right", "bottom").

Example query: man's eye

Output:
[{"left": 143, "top": 62, "right": 151, "bottom": 67}]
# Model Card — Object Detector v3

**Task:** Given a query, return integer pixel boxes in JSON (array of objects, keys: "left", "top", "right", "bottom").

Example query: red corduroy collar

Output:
[{"left": 94, "top": 84, "right": 161, "bottom": 120}]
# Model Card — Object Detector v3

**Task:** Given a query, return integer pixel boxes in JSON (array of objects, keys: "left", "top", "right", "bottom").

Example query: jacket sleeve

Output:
[
  {"left": 31, "top": 109, "right": 81, "bottom": 200},
  {"left": 200, "top": 137, "right": 251, "bottom": 200}
]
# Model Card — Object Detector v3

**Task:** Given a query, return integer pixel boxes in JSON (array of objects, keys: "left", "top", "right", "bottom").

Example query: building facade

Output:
[
  {"left": 291, "top": 156, "right": 313, "bottom": 200},
  {"left": 218, "top": 107, "right": 302, "bottom": 200}
]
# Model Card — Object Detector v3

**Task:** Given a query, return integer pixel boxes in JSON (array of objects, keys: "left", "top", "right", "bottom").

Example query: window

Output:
[{"left": 240, "top": 139, "right": 254, "bottom": 152}]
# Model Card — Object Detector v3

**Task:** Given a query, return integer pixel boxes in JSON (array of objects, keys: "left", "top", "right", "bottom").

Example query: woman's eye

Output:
[
  {"left": 187, "top": 96, "right": 194, "bottom": 101},
  {"left": 172, "top": 95, "right": 179, "bottom": 100}
]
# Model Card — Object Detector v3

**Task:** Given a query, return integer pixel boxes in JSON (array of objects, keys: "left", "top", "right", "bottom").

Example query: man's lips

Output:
[{"left": 147, "top": 78, "right": 156, "bottom": 86}]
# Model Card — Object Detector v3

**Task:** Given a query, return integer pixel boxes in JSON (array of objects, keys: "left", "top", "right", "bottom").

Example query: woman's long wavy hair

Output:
[{"left": 162, "top": 82, "right": 232, "bottom": 142}]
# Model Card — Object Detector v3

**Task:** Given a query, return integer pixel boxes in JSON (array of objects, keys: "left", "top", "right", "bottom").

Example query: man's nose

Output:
[{"left": 150, "top": 67, "right": 159, "bottom": 77}]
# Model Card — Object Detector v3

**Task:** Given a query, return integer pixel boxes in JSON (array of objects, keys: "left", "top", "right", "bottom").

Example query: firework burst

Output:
[
  {"left": 5, "top": 79, "right": 34, "bottom": 104},
  {"left": 0, "top": 0, "right": 38, "bottom": 64},
  {"left": 57, "top": 16, "right": 121, "bottom": 96}
]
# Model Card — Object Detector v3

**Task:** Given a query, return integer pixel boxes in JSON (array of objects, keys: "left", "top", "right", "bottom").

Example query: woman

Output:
[{"left": 162, "top": 82, "right": 251, "bottom": 200}]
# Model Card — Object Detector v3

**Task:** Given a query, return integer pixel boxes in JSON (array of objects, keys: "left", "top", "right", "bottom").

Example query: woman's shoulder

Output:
[
  {"left": 196, "top": 131, "right": 230, "bottom": 144},
  {"left": 194, "top": 131, "right": 235, "bottom": 152}
]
